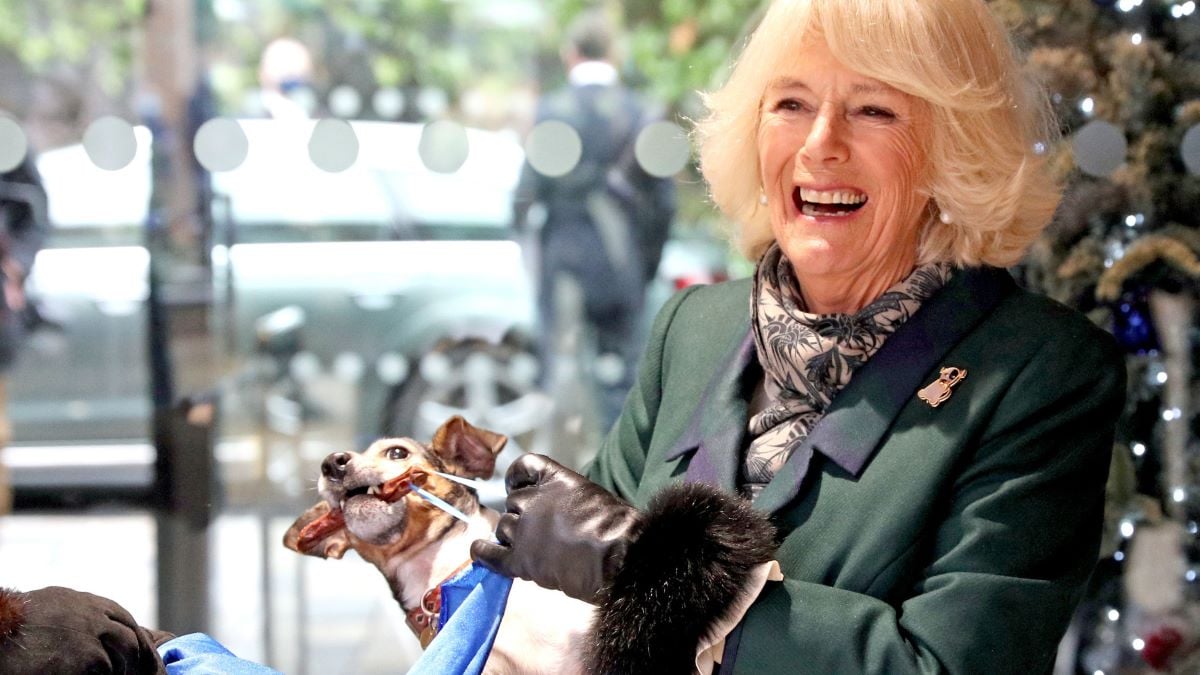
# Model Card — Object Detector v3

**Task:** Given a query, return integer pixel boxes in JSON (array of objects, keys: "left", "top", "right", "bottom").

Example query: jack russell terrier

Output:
[{"left": 284, "top": 416, "right": 780, "bottom": 674}]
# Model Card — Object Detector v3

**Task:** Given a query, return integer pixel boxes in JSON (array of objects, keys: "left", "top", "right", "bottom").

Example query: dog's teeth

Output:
[
  {"left": 339, "top": 499, "right": 345, "bottom": 510},
  {"left": 367, "top": 485, "right": 380, "bottom": 496}
]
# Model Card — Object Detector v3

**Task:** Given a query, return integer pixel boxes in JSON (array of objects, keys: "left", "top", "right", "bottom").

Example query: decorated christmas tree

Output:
[{"left": 997, "top": 0, "right": 1200, "bottom": 671}]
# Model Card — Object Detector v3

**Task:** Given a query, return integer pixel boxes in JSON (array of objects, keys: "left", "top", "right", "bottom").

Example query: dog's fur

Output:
[
  {"left": 284, "top": 416, "right": 780, "bottom": 675},
  {"left": 283, "top": 416, "right": 593, "bottom": 674}
]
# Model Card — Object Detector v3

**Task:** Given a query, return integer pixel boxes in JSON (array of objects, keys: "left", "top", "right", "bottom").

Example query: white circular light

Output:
[
  {"left": 593, "top": 352, "right": 626, "bottom": 385},
  {"left": 417, "top": 87, "right": 449, "bottom": 119},
  {"left": 420, "top": 352, "right": 453, "bottom": 385},
  {"left": 333, "top": 352, "right": 365, "bottom": 382},
  {"left": 1106, "top": 608, "right": 1120, "bottom": 622},
  {"left": 507, "top": 351, "right": 539, "bottom": 387},
  {"left": 1132, "top": 638, "right": 1145, "bottom": 652},
  {"left": 372, "top": 88, "right": 405, "bottom": 120},
  {"left": 1132, "top": 442, "right": 1146, "bottom": 456},
  {"left": 289, "top": 351, "right": 322, "bottom": 382},
  {"left": 83, "top": 116, "right": 138, "bottom": 171},
  {"left": 308, "top": 118, "right": 359, "bottom": 173},
  {"left": 0, "top": 116, "right": 28, "bottom": 172},
  {"left": 328, "top": 85, "right": 363, "bottom": 119},
  {"left": 418, "top": 120, "right": 469, "bottom": 174},
  {"left": 193, "top": 117, "right": 249, "bottom": 172},
  {"left": 634, "top": 121, "right": 691, "bottom": 178},
  {"left": 377, "top": 352, "right": 410, "bottom": 385},
  {"left": 524, "top": 120, "right": 582, "bottom": 178}
]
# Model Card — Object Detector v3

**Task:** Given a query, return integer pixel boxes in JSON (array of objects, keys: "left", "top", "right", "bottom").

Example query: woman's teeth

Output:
[
  {"left": 794, "top": 187, "right": 867, "bottom": 216},
  {"left": 798, "top": 188, "right": 867, "bottom": 205}
]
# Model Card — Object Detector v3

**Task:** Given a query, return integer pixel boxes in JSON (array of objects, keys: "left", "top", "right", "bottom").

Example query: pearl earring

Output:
[{"left": 939, "top": 210, "right": 953, "bottom": 225}]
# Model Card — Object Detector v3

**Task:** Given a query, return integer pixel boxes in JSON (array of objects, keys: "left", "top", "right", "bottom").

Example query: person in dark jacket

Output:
[
  {"left": 474, "top": 1, "right": 1127, "bottom": 673},
  {"left": 513, "top": 9, "right": 676, "bottom": 430}
]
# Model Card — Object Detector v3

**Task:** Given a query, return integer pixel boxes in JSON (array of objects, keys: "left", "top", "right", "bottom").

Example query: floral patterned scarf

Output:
[{"left": 743, "top": 244, "right": 952, "bottom": 497}]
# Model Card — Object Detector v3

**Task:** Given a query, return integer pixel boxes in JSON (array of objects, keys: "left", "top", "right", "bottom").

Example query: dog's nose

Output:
[{"left": 322, "top": 452, "right": 351, "bottom": 481}]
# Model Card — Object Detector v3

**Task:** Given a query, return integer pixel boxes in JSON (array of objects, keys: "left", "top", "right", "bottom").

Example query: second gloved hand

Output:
[{"left": 469, "top": 453, "right": 643, "bottom": 603}]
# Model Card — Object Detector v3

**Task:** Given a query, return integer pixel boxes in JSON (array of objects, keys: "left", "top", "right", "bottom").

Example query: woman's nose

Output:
[{"left": 801, "top": 107, "right": 849, "bottom": 163}]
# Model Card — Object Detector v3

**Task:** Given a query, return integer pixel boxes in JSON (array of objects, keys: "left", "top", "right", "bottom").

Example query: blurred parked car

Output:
[
  {"left": 209, "top": 119, "right": 543, "bottom": 447},
  {"left": 7, "top": 119, "right": 543, "bottom": 496},
  {"left": 6, "top": 117, "right": 731, "bottom": 501}
]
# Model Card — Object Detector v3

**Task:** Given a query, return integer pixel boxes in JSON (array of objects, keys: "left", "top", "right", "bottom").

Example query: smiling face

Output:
[{"left": 757, "top": 37, "right": 933, "bottom": 313}]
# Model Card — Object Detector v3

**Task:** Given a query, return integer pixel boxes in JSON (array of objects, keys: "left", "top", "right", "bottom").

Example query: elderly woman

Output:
[{"left": 472, "top": 0, "right": 1125, "bottom": 673}]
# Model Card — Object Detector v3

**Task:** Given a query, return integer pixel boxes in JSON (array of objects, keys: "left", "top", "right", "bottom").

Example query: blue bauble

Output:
[{"left": 1112, "top": 289, "right": 1161, "bottom": 355}]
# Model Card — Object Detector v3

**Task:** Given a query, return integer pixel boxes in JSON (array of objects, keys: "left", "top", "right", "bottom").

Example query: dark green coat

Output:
[{"left": 587, "top": 266, "right": 1125, "bottom": 674}]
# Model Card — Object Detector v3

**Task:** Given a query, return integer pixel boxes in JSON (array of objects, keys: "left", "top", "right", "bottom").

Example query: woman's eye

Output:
[
  {"left": 387, "top": 446, "right": 409, "bottom": 460},
  {"left": 773, "top": 98, "right": 807, "bottom": 113},
  {"left": 858, "top": 106, "right": 896, "bottom": 120}
]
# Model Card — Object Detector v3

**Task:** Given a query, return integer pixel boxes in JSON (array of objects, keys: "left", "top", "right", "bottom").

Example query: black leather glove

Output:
[
  {"left": 470, "top": 453, "right": 644, "bottom": 603},
  {"left": 0, "top": 585, "right": 169, "bottom": 675}
]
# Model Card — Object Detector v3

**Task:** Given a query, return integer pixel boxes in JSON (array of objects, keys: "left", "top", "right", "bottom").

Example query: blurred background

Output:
[{"left": 0, "top": 0, "right": 1198, "bottom": 673}]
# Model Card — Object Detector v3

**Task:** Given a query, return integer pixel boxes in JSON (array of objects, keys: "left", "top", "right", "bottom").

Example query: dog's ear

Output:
[
  {"left": 283, "top": 501, "right": 351, "bottom": 560},
  {"left": 431, "top": 415, "right": 508, "bottom": 479}
]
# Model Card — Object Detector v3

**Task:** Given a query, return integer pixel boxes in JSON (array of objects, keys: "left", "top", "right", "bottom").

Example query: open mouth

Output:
[
  {"left": 339, "top": 467, "right": 430, "bottom": 510},
  {"left": 793, "top": 187, "right": 867, "bottom": 217},
  {"left": 295, "top": 467, "right": 431, "bottom": 552}
]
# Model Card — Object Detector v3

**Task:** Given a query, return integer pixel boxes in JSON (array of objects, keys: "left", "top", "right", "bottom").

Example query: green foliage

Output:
[
  {"left": 0, "top": 0, "right": 145, "bottom": 70},
  {"left": 321, "top": 0, "right": 544, "bottom": 97},
  {"left": 540, "top": 0, "right": 766, "bottom": 113}
]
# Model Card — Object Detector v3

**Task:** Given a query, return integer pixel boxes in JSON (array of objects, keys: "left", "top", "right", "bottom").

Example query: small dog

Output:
[{"left": 283, "top": 416, "right": 592, "bottom": 674}]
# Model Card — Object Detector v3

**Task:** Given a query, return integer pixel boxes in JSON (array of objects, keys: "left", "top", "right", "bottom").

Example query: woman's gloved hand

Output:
[
  {"left": 470, "top": 453, "right": 644, "bottom": 603},
  {"left": 0, "top": 585, "right": 170, "bottom": 675}
]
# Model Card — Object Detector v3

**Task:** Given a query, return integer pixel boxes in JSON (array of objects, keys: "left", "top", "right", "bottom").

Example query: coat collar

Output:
[{"left": 666, "top": 266, "right": 1016, "bottom": 514}]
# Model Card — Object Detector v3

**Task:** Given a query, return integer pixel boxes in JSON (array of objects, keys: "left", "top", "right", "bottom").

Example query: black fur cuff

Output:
[
  {"left": 584, "top": 482, "right": 778, "bottom": 674},
  {"left": 0, "top": 587, "right": 25, "bottom": 642}
]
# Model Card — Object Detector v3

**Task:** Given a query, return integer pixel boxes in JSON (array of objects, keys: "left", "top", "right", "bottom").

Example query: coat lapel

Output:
[
  {"left": 665, "top": 325, "right": 757, "bottom": 494},
  {"left": 666, "top": 267, "right": 1017, "bottom": 514},
  {"left": 752, "top": 266, "right": 1016, "bottom": 513}
]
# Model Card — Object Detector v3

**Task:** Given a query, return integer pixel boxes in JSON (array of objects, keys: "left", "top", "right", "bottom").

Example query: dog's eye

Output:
[{"left": 387, "top": 446, "right": 410, "bottom": 461}]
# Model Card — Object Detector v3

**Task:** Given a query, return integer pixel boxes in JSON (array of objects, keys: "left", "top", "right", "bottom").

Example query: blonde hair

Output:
[{"left": 695, "top": 0, "right": 1062, "bottom": 267}]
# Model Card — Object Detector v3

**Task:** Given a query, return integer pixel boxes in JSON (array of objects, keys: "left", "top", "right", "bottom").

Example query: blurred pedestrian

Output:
[
  {"left": 513, "top": 9, "right": 676, "bottom": 430},
  {"left": 0, "top": 152, "right": 46, "bottom": 515}
]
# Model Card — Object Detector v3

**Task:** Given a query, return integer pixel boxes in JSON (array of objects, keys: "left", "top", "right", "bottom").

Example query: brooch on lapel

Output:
[{"left": 918, "top": 367, "right": 967, "bottom": 408}]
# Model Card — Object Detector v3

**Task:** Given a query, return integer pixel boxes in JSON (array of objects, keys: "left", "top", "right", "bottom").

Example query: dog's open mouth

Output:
[
  {"left": 340, "top": 467, "right": 431, "bottom": 509},
  {"left": 297, "top": 468, "right": 431, "bottom": 551}
]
